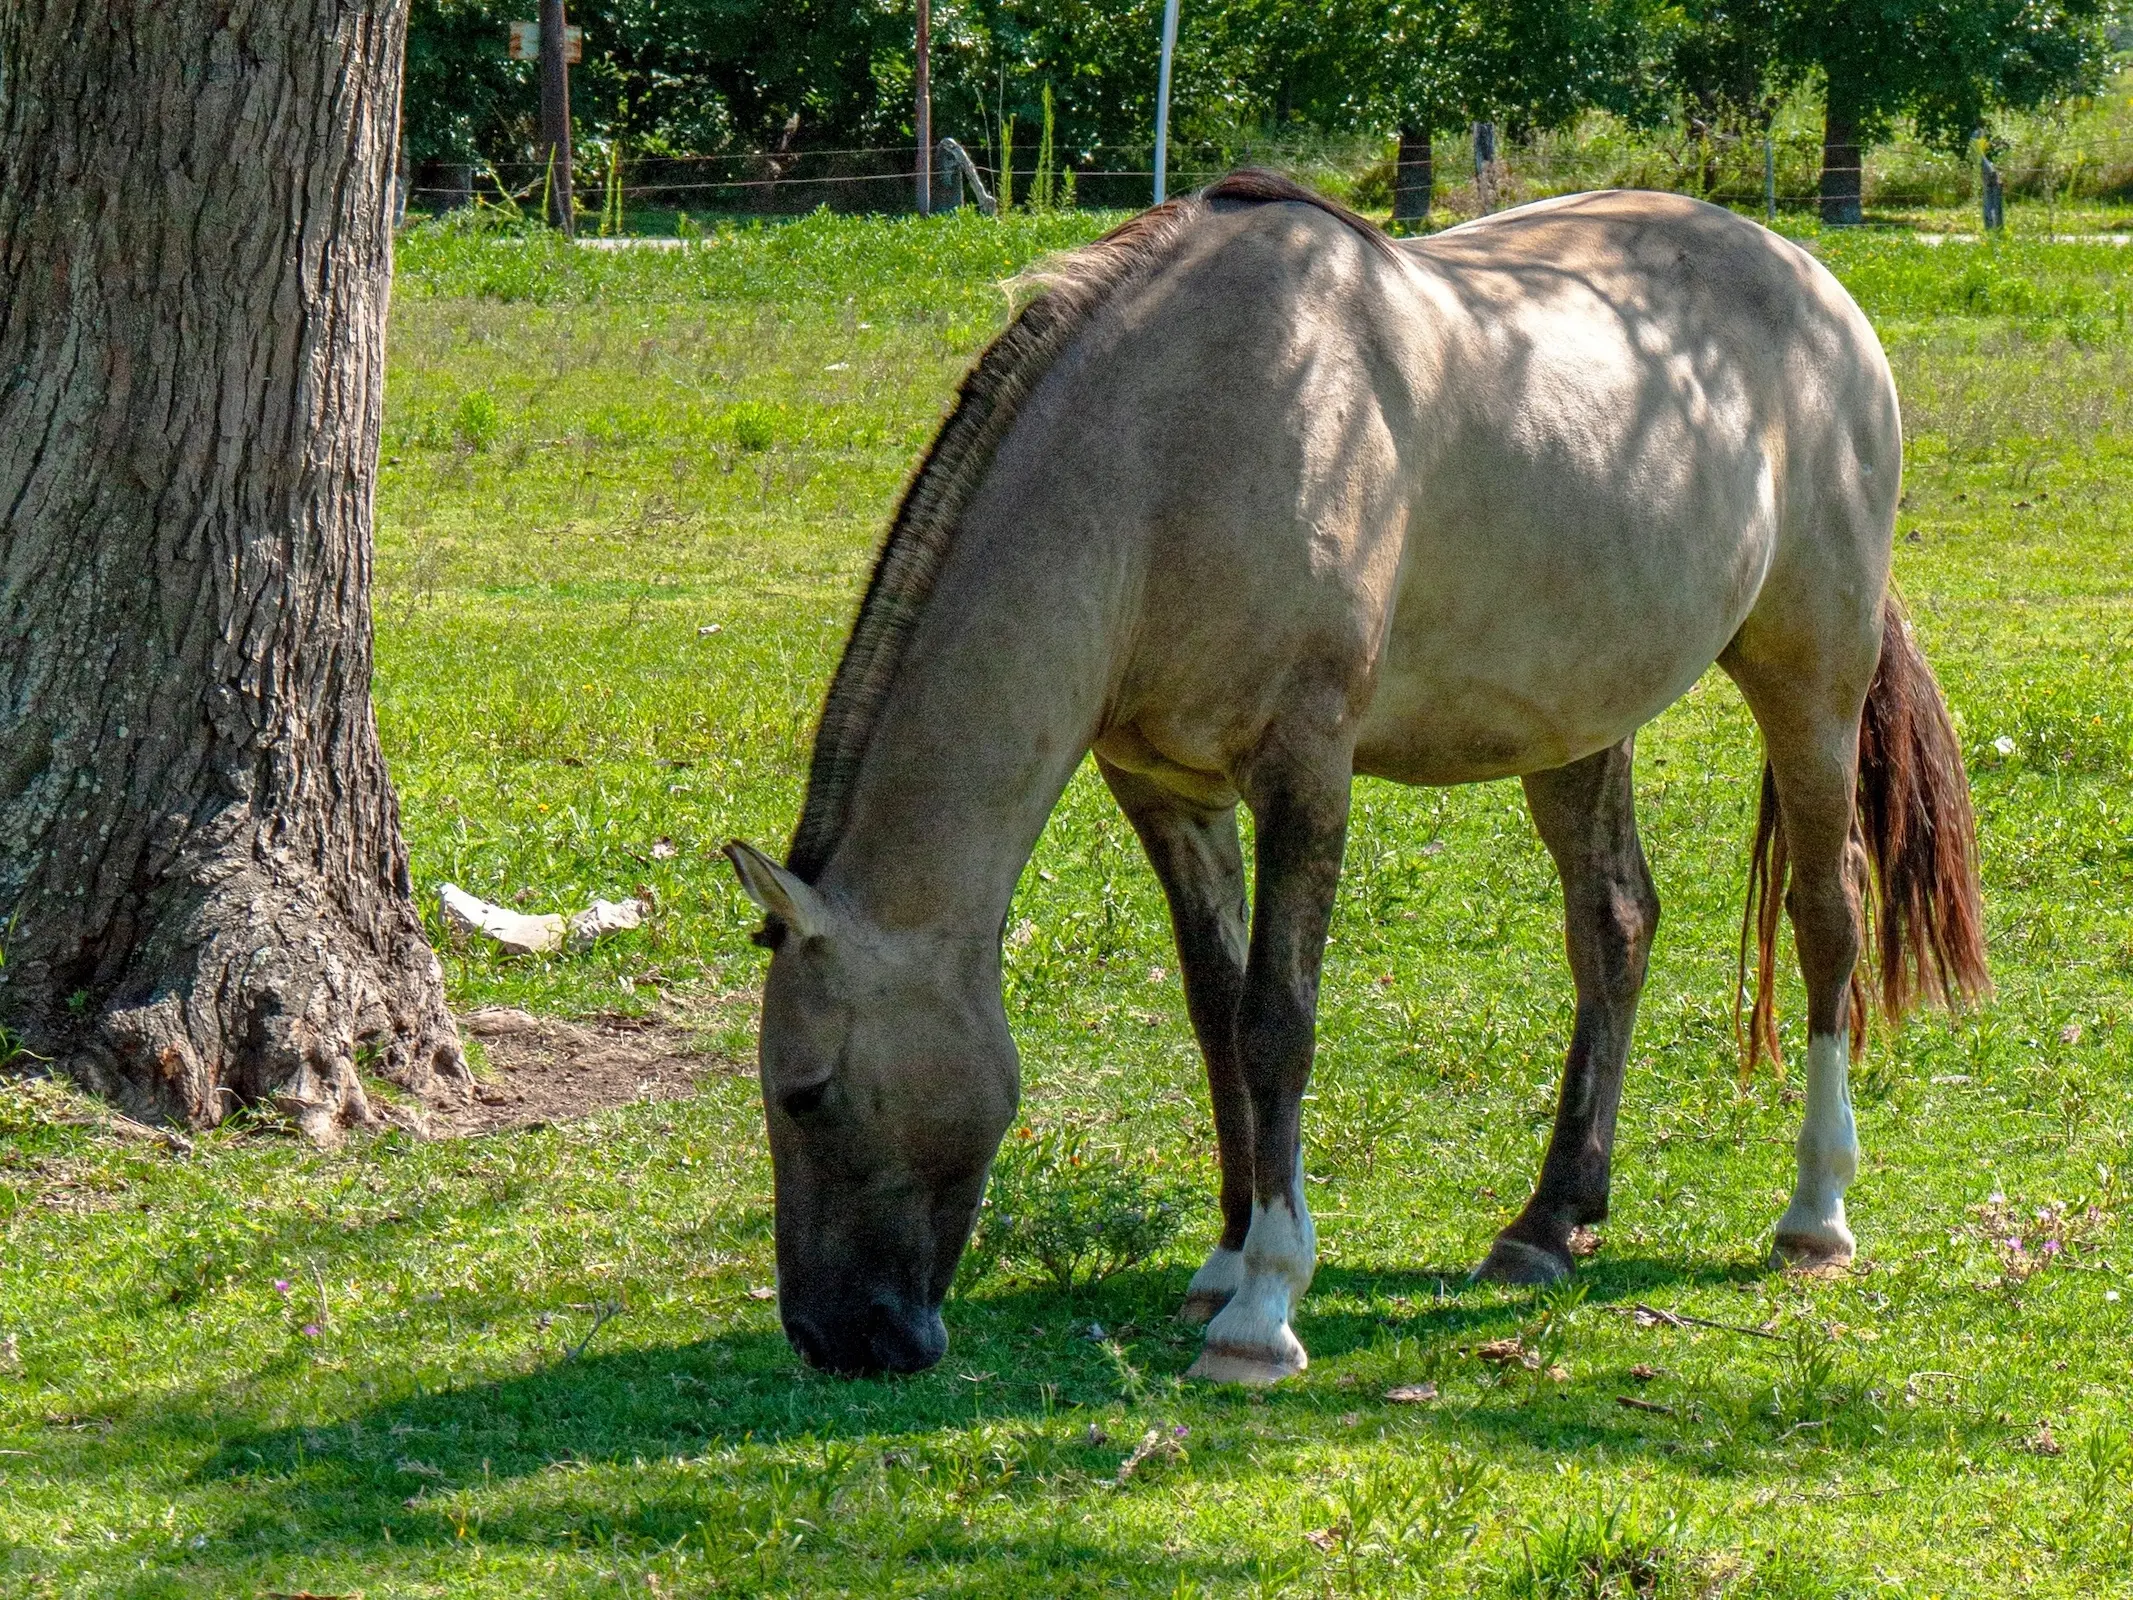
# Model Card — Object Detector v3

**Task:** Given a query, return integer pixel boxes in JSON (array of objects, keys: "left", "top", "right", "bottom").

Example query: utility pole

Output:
[
  {"left": 1153, "top": 0, "right": 1180, "bottom": 203},
  {"left": 539, "top": 0, "right": 574, "bottom": 235},
  {"left": 915, "top": 0, "right": 932, "bottom": 215}
]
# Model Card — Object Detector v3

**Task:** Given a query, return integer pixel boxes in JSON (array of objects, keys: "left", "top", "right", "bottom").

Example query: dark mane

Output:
[{"left": 783, "top": 171, "right": 1391, "bottom": 880}]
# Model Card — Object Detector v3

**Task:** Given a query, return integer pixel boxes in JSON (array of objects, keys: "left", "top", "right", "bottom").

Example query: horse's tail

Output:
[{"left": 1739, "top": 594, "right": 1990, "bottom": 1075}]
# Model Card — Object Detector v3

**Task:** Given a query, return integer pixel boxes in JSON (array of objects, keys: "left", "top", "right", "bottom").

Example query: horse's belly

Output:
[
  {"left": 1354, "top": 521, "right": 1764, "bottom": 785},
  {"left": 1354, "top": 651, "right": 1705, "bottom": 784}
]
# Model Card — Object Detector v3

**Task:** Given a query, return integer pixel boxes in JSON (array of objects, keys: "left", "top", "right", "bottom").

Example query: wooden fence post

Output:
[
  {"left": 538, "top": 0, "right": 574, "bottom": 234},
  {"left": 915, "top": 0, "right": 932, "bottom": 215}
]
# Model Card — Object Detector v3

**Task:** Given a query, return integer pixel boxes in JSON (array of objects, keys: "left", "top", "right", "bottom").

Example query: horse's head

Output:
[{"left": 723, "top": 841, "right": 1017, "bottom": 1376}]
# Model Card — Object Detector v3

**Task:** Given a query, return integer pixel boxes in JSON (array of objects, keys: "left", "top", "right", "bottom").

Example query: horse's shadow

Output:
[
  {"left": 180, "top": 1248, "right": 1979, "bottom": 1576},
  {"left": 194, "top": 1251, "right": 1739, "bottom": 1497}
]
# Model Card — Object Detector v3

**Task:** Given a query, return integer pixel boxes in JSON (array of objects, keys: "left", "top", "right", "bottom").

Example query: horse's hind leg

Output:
[
  {"left": 1474, "top": 739, "right": 1658, "bottom": 1285},
  {"left": 1725, "top": 650, "right": 1875, "bottom": 1270},
  {"left": 1098, "top": 757, "right": 1254, "bottom": 1324}
]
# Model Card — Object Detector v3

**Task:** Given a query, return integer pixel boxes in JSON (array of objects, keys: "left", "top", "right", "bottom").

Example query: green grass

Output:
[{"left": 4, "top": 209, "right": 2133, "bottom": 1597}]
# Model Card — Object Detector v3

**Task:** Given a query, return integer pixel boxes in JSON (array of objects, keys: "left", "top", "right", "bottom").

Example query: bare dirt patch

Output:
[{"left": 428, "top": 1006, "right": 745, "bottom": 1137}]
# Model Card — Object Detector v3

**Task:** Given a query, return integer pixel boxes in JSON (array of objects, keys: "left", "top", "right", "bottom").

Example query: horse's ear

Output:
[{"left": 724, "top": 841, "right": 830, "bottom": 942}]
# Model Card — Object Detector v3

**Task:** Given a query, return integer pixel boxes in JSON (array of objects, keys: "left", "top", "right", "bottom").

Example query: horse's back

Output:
[
  {"left": 1357, "top": 192, "right": 1899, "bottom": 783},
  {"left": 1048, "top": 189, "right": 1897, "bottom": 791}
]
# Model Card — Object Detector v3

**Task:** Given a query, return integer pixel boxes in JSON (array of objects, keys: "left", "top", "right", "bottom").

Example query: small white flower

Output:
[
  {"left": 1992, "top": 735, "right": 2017, "bottom": 757},
  {"left": 2108, "top": 1290, "right": 2122, "bottom": 1303}
]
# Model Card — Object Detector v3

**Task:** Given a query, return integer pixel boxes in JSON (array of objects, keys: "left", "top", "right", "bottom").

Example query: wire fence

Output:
[{"left": 406, "top": 123, "right": 2133, "bottom": 225}]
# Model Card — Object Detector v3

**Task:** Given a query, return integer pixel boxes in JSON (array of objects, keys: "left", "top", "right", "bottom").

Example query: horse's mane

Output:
[{"left": 783, "top": 170, "right": 1391, "bottom": 881}]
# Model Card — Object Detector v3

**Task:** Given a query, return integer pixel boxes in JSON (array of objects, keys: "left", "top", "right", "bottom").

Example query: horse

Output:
[{"left": 724, "top": 171, "right": 1987, "bottom": 1383}]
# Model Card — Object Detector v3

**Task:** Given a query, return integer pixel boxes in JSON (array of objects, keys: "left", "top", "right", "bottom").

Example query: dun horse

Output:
[{"left": 726, "top": 172, "right": 1987, "bottom": 1382}]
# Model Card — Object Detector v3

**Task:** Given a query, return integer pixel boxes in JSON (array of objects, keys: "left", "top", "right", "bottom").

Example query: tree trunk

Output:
[
  {"left": 1819, "top": 93, "right": 1863, "bottom": 225},
  {"left": 1392, "top": 125, "right": 1434, "bottom": 229},
  {"left": 0, "top": 1, "right": 467, "bottom": 1141}
]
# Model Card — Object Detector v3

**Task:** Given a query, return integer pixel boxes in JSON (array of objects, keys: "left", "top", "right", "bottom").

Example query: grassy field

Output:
[{"left": 3, "top": 207, "right": 2132, "bottom": 1597}]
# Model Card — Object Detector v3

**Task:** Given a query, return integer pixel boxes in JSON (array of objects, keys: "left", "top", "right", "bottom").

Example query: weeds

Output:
[
  {"left": 451, "top": 389, "right": 503, "bottom": 451},
  {"left": 958, "top": 1123, "right": 1190, "bottom": 1294},
  {"left": 1309, "top": 1451, "right": 1495, "bottom": 1593},
  {"left": 727, "top": 400, "right": 777, "bottom": 452},
  {"left": 1506, "top": 1497, "right": 1679, "bottom": 1599},
  {"left": 1773, "top": 1318, "right": 1842, "bottom": 1425}
]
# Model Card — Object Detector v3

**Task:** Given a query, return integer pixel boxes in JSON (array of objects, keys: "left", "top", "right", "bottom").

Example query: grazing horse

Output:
[{"left": 725, "top": 172, "right": 1988, "bottom": 1383}]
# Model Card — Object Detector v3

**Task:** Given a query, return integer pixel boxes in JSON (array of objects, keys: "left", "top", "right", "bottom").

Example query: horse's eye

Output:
[{"left": 780, "top": 1081, "right": 830, "bottom": 1119}]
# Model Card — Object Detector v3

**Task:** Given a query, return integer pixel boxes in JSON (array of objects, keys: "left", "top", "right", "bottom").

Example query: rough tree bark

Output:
[
  {"left": 1819, "top": 91, "right": 1864, "bottom": 225},
  {"left": 0, "top": 1, "right": 467, "bottom": 1140},
  {"left": 1392, "top": 126, "right": 1434, "bottom": 229}
]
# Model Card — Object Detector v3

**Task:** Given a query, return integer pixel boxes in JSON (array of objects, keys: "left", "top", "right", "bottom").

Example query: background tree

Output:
[
  {"left": 1780, "top": 0, "right": 2116, "bottom": 222},
  {"left": 403, "top": 0, "right": 903, "bottom": 171},
  {"left": 1355, "top": 0, "right": 1678, "bottom": 224},
  {"left": 0, "top": 0, "right": 466, "bottom": 1139},
  {"left": 1670, "top": 0, "right": 1796, "bottom": 193}
]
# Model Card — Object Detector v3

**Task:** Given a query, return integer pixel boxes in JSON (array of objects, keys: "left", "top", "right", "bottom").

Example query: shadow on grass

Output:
[
  {"left": 100, "top": 1254, "right": 1991, "bottom": 1588},
  {"left": 188, "top": 1252, "right": 1783, "bottom": 1481}
]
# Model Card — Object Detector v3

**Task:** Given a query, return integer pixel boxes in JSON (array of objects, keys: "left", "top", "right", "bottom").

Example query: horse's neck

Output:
[{"left": 814, "top": 511, "right": 1123, "bottom": 935}]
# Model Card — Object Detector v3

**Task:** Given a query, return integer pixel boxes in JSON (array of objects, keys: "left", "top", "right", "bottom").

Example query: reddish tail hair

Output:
[{"left": 1739, "top": 595, "right": 1990, "bottom": 1075}]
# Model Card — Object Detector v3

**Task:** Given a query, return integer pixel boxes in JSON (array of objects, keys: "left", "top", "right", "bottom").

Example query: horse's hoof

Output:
[
  {"left": 1176, "top": 1287, "right": 1233, "bottom": 1327},
  {"left": 1772, "top": 1230, "right": 1855, "bottom": 1273},
  {"left": 1186, "top": 1336, "right": 1307, "bottom": 1386},
  {"left": 1470, "top": 1235, "right": 1573, "bottom": 1286}
]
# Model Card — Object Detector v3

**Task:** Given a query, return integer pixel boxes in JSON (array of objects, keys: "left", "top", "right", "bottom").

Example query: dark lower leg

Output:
[
  {"left": 1099, "top": 759, "right": 1254, "bottom": 1259},
  {"left": 1479, "top": 741, "right": 1657, "bottom": 1283},
  {"left": 1187, "top": 744, "right": 1351, "bottom": 1382}
]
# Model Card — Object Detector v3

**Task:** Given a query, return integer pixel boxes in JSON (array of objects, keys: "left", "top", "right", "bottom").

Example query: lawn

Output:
[{"left": 2, "top": 204, "right": 2131, "bottom": 1597}]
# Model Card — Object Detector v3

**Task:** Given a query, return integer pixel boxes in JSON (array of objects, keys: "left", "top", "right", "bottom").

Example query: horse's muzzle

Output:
[{"left": 783, "top": 1296, "right": 947, "bottom": 1377}]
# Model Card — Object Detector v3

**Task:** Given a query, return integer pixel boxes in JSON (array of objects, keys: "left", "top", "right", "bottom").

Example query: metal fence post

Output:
[{"left": 1154, "top": 0, "right": 1181, "bottom": 203}]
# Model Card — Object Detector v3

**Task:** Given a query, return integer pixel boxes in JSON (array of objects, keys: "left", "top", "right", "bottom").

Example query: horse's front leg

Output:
[
  {"left": 1097, "top": 757, "right": 1254, "bottom": 1325},
  {"left": 1186, "top": 749, "right": 1350, "bottom": 1385},
  {"left": 1475, "top": 740, "right": 1658, "bottom": 1284}
]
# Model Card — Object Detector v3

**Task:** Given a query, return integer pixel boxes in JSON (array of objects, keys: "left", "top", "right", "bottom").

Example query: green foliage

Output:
[
  {"left": 1784, "top": 0, "right": 2119, "bottom": 153},
  {"left": 1504, "top": 1497, "right": 1681, "bottom": 1599},
  {"left": 1315, "top": 1452, "right": 1496, "bottom": 1591},
  {"left": 1035, "top": 85, "right": 1058, "bottom": 212},
  {"left": 725, "top": 401, "right": 778, "bottom": 452},
  {"left": 1000, "top": 111, "right": 1017, "bottom": 212},
  {"left": 959, "top": 1124, "right": 1192, "bottom": 1293},
  {"left": 403, "top": 0, "right": 887, "bottom": 163},
  {"left": 451, "top": 389, "right": 504, "bottom": 451}
]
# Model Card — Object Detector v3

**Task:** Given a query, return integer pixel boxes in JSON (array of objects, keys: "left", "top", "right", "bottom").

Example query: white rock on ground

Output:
[
  {"left": 568, "top": 897, "right": 647, "bottom": 950},
  {"left": 439, "top": 884, "right": 566, "bottom": 956}
]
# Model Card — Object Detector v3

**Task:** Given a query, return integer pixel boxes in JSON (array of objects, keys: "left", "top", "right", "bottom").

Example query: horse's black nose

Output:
[{"left": 784, "top": 1299, "right": 946, "bottom": 1377}]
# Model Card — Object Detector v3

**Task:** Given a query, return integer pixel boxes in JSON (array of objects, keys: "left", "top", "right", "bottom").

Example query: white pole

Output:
[{"left": 1153, "top": 0, "right": 1180, "bottom": 204}]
